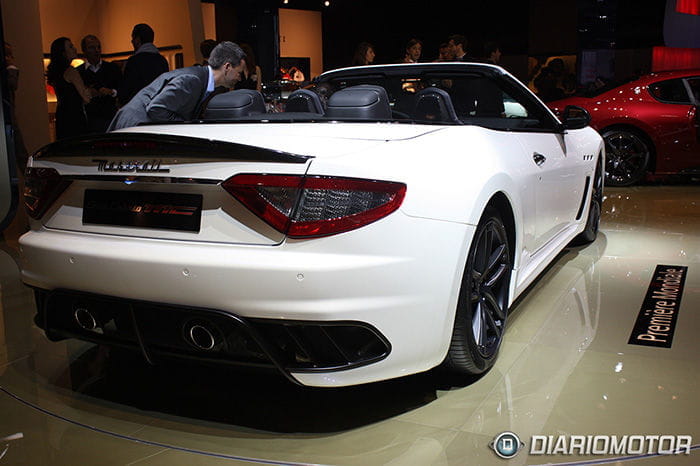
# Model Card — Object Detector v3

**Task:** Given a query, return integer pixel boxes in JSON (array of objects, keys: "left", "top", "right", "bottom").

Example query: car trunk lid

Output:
[{"left": 29, "top": 133, "right": 313, "bottom": 246}]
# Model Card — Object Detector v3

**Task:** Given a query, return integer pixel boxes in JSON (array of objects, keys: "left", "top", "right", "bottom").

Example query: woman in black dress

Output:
[
  {"left": 235, "top": 43, "right": 262, "bottom": 92},
  {"left": 47, "top": 37, "right": 94, "bottom": 139}
]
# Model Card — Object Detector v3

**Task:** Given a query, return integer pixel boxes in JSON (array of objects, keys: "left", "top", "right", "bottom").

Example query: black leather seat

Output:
[
  {"left": 325, "top": 85, "right": 392, "bottom": 120},
  {"left": 411, "top": 87, "right": 460, "bottom": 123},
  {"left": 202, "top": 89, "right": 266, "bottom": 120},
  {"left": 285, "top": 89, "right": 324, "bottom": 113}
]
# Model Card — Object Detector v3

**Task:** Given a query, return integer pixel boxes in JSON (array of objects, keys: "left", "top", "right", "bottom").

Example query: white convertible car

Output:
[{"left": 20, "top": 63, "right": 603, "bottom": 387}]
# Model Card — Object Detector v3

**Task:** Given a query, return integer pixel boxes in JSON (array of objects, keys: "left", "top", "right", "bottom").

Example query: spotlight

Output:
[{"left": 324, "top": 0, "right": 330, "bottom": 5}]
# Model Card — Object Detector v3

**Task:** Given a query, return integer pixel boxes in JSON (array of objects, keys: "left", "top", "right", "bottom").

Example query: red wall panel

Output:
[{"left": 676, "top": 0, "right": 700, "bottom": 15}]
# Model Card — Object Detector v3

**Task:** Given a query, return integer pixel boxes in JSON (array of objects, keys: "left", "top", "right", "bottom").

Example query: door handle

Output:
[{"left": 533, "top": 152, "right": 546, "bottom": 166}]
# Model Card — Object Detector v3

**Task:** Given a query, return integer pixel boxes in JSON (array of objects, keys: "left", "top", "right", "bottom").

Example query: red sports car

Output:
[{"left": 548, "top": 70, "right": 700, "bottom": 186}]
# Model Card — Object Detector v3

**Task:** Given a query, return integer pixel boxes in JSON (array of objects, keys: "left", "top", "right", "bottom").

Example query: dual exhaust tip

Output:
[
  {"left": 74, "top": 307, "right": 99, "bottom": 331},
  {"left": 72, "top": 306, "right": 223, "bottom": 351},
  {"left": 185, "top": 322, "right": 221, "bottom": 351}
]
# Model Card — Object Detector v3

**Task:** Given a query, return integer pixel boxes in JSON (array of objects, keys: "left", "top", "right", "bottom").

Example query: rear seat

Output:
[
  {"left": 324, "top": 85, "right": 392, "bottom": 120},
  {"left": 285, "top": 89, "right": 324, "bottom": 114},
  {"left": 411, "top": 87, "right": 461, "bottom": 123},
  {"left": 202, "top": 89, "right": 266, "bottom": 120}
]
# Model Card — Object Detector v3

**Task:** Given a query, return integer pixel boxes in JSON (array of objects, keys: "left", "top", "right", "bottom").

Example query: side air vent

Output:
[{"left": 575, "top": 176, "right": 591, "bottom": 220}]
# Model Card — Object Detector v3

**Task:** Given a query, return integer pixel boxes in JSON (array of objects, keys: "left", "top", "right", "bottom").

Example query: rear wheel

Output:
[
  {"left": 572, "top": 157, "right": 603, "bottom": 245},
  {"left": 602, "top": 128, "right": 651, "bottom": 186},
  {"left": 443, "top": 207, "right": 512, "bottom": 375}
]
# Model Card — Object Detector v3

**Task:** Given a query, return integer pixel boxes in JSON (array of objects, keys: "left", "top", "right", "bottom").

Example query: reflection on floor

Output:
[{"left": 1, "top": 185, "right": 699, "bottom": 465}]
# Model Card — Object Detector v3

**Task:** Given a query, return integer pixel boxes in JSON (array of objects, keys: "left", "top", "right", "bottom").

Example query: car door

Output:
[
  {"left": 684, "top": 77, "right": 700, "bottom": 156},
  {"left": 495, "top": 77, "right": 585, "bottom": 254},
  {"left": 647, "top": 77, "right": 700, "bottom": 174},
  {"left": 517, "top": 131, "right": 583, "bottom": 253}
]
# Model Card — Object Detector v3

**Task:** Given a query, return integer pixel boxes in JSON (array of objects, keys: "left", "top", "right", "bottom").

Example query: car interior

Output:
[{"left": 196, "top": 72, "right": 559, "bottom": 132}]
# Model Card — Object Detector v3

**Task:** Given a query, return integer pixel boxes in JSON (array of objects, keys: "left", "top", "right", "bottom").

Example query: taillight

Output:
[
  {"left": 24, "top": 167, "right": 71, "bottom": 219},
  {"left": 223, "top": 174, "right": 406, "bottom": 238}
]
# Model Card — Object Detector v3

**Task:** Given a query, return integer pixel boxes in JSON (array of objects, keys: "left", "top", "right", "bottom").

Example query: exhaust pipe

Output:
[
  {"left": 73, "top": 307, "right": 98, "bottom": 331},
  {"left": 184, "top": 320, "right": 222, "bottom": 351}
]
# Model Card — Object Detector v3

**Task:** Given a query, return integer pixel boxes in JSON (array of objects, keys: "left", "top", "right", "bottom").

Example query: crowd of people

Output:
[
  {"left": 43, "top": 23, "right": 262, "bottom": 142},
  {"left": 32, "top": 26, "right": 588, "bottom": 149},
  {"left": 351, "top": 34, "right": 501, "bottom": 68},
  {"left": 350, "top": 35, "right": 585, "bottom": 102}
]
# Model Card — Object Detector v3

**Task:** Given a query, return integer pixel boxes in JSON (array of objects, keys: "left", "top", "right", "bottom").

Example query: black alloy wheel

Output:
[
  {"left": 602, "top": 129, "right": 651, "bottom": 186},
  {"left": 572, "top": 157, "right": 603, "bottom": 245},
  {"left": 444, "top": 207, "right": 512, "bottom": 375}
]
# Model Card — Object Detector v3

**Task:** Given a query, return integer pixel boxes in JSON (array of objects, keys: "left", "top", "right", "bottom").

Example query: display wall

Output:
[
  {"left": 39, "top": 0, "right": 205, "bottom": 67},
  {"left": 279, "top": 8, "right": 322, "bottom": 79}
]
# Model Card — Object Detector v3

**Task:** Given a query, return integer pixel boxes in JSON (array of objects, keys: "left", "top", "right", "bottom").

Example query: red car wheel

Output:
[{"left": 602, "top": 128, "right": 652, "bottom": 186}]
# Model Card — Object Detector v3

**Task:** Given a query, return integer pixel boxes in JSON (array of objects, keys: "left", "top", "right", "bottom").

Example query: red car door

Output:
[{"left": 645, "top": 77, "right": 700, "bottom": 175}]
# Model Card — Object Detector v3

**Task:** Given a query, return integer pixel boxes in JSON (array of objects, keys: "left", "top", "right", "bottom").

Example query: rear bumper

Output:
[
  {"left": 31, "top": 287, "right": 391, "bottom": 385},
  {"left": 20, "top": 216, "right": 474, "bottom": 386}
]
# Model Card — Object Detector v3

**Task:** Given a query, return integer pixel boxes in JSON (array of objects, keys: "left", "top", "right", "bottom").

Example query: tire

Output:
[
  {"left": 602, "top": 128, "right": 651, "bottom": 186},
  {"left": 571, "top": 157, "right": 603, "bottom": 245},
  {"left": 443, "top": 207, "right": 512, "bottom": 375}
]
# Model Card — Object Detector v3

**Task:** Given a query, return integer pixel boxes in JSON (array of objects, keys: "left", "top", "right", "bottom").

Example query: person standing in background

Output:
[
  {"left": 447, "top": 34, "right": 473, "bottom": 61},
  {"left": 119, "top": 23, "right": 169, "bottom": 106},
  {"left": 47, "top": 37, "right": 94, "bottom": 139},
  {"left": 199, "top": 39, "right": 217, "bottom": 66},
  {"left": 78, "top": 35, "right": 121, "bottom": 133},
  {"left": 235, "top": 43, "right": 262, "bottom": 92},
  {"left": 108, "top": 41, "right": 246, "bottom": 131},
  {"left": 3, "top": 43, "right": 27, "bottom": 170},
  {"left": 351, "top": 42, "right": 375, "bottom": 66},
  {"left": 435, "top": 43, "right": 452, "bottom": 61},
  {"left": 483, "top": 41, "right": 502, "bottom": 65},
  {"left": 401, "top": 38, "right": 422, "bottom": 63}
]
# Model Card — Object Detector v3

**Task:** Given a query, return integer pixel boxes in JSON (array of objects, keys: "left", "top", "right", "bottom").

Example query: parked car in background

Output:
[
  {"left": 20, "top": 63, "right": 603, "bottom": 387},
  {"left": 548, "top": 69, "right": 700, "bottom": 186}
]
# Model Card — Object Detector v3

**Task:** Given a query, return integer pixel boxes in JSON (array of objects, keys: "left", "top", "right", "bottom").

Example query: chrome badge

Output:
[{"left": 93, "top": 159, "right": 170, "bottom": 173}]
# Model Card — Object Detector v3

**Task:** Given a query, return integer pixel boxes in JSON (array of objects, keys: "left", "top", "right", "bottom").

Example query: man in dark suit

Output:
[
  {"left": 447, "top": 34, "right": 476, "bottom": 62},
  {"left": 78, "top": 35, "right": 122, "bottom": 133},
  {"left": 118, "top": 23, "right": 169, "bottom": 106},
  {"left": 108, "top": 41, "right": 246, "bottom": 131}
]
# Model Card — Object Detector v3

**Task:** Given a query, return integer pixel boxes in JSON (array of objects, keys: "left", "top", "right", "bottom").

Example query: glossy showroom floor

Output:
[{"left": 1, "top": 185, "right": 699, "bottom": 466}]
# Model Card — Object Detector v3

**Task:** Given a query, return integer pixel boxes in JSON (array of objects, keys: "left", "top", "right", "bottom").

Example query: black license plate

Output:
[{"left": 83, "top": 190, "right": 202, "bottom": 232}]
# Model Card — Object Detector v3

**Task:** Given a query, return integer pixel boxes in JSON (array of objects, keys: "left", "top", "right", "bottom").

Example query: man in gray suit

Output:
[{"left": 108, "top": 41, "right": 246, "bottom": 131}]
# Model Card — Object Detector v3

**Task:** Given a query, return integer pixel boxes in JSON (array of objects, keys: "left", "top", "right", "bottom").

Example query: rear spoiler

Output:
[{"left": 33, "top": 133, "right": 311, "bottom": 164}]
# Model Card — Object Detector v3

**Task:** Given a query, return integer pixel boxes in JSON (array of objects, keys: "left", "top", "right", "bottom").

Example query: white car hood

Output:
[{"left": 116, "top": 123, "right": 443, "bottom": 159}]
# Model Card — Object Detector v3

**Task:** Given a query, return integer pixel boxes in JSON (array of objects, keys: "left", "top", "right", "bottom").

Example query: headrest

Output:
[
  {"left": 325, "top": 85, "right": 392, "bottom": 120},
  {"left": 411, "top": 87, "right": 460, "bottom": 123},
  {"left": 285, "top": 89, "right": 324, "bottom": 113},
  {"left": 202, "top": 89, "right": 266, "bottom": 120}
]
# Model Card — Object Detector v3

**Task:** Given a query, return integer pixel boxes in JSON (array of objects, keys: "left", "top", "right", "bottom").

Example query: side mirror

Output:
[{"left": 561, "top": 105, "right": 591, "bottom": 130}]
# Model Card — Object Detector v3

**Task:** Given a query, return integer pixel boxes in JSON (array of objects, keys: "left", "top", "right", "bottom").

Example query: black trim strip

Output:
[
  {"left": 576, "top": 176, "right": 591, "bottom": 220},
  {"left": 129, "top": 303, "right": 154, "bottom": 365},
  {"left": 61, "top": 175, "right": 221, "bottom": 184},
  {"left": 33, "top": 133, "right": 311, "bottom": 164}
]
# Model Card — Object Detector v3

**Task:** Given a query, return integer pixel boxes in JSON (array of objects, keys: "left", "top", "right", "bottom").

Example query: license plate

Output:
[{"left": 83, "top": 190, "right": 202, "bottom": 232}]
